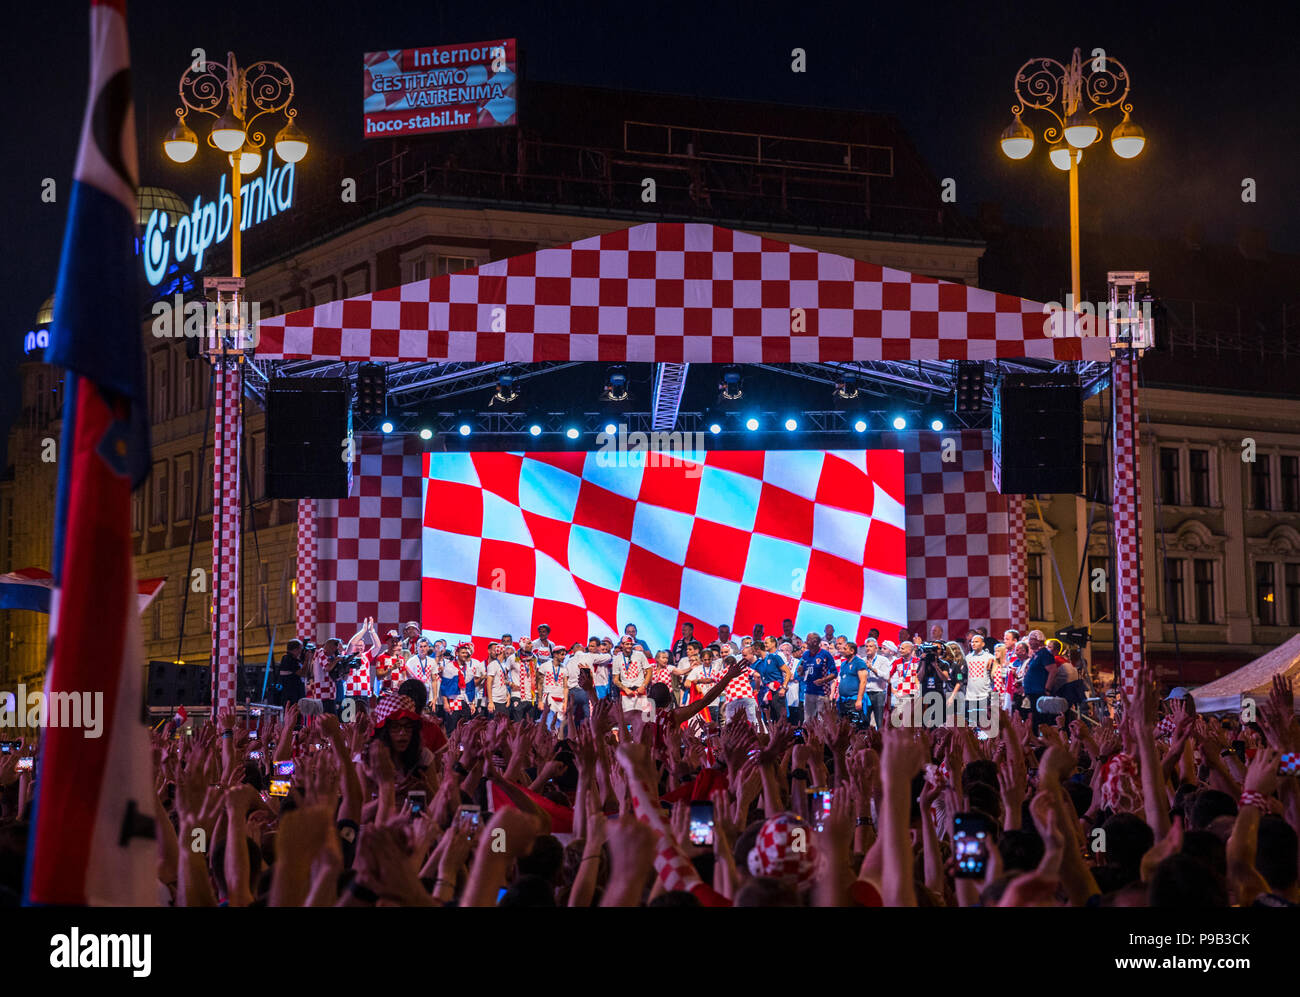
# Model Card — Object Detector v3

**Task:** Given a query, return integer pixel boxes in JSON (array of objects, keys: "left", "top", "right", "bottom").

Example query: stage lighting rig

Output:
[
  {"left": 718, "top": 366, "right": 744, "bottom": 406},
  {"left": 489, "top": 372, "right": 522, "bottom": 409},
  {"left": 356, "top": 362, "right": 387, "bottom": 418},
  {"left": 833, "top": 377, "right": 861, "bottom": 401},
  {"left": 954, "top": 361, "right": 987, "bottom": 414},
  {"left": 601, "top": 365, "right": 631, "bottom": 404}
]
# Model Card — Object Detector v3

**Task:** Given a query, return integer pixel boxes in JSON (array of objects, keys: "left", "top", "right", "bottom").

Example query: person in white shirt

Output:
[
  {"left": 532, "top": 624, "right": 557, "bottom": 660},
  {"left": 485, "top": 644, "right": 514, "bottom": 717},
  {"left": 779, "top": 641, "right": 800, "bottom": 719},
  {"left": 539, "top": 651, "right": 568, "bottom": 732},
  {"left": 964, "top": 632, "right": 995, "bottom": 724},
  {"left": 559, "top": 644, "right": 606, "bottom": 724},
  {"left": 570, "top": 638, "right": 614, "bottom": 699},
  {"left": 611, "top": 635, "right": 652, "bottom": 721},
  {"left": 402, "top": 638, "right": 438, "bottom": 709},
  {"left": 859, "top": 637, "right": 891, "bottom": 729}
]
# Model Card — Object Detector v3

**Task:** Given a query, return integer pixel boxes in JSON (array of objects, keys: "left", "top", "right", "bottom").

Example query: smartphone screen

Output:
[
  {"left": 17, "top": 757, "right": 33, "bottom": 772},
  {"left": 688, "top": 801, "right": 715, "bottom": 846},
  {"left": 0, "top": 741, "right": 15, "bottom": 754},
  {"left": 459, "top": 805, "right": 481, "bottom": 827},
  {"left": 1280, "top": 752, "right": 1300, "bottom": 777},
  {"left": 953, "top": 811, "right": 994, "bottom": 879},
  {"left": 408, "top": 791, "right": 427, "bottom": 816},
  {"left": 809, "top": 787, "right": 833, "bottom": 832},
  {"left": 249, "top": 750, "right": 263, "bottom": 762}
]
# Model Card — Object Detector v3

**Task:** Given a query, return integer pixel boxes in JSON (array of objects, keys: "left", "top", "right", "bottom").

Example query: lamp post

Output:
[
  {"left": 999, "top": 47, "right": 1144, "bottom": 311},
  {"left": 164, "top": 53, "right": 308, "bottom": 714}
]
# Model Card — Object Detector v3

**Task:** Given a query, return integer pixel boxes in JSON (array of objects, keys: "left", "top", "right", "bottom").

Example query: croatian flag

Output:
[
  {"left": 0, "top": 567, "right": 166, "bottom": 615},
  {"left": 25, "top": 0, "right": 157, "bottom": 906}
]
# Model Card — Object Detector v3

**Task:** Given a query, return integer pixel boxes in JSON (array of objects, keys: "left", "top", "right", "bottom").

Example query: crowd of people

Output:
[
  {"left": 1, "top": 614, "right": 1297, "bottom": 909},
  {"left": 275, "top": 617, "right": 1097, "bottom": 735}
]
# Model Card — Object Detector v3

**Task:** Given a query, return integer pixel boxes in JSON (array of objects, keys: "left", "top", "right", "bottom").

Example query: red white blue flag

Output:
[{"left": 25, "top": 0, "right": 156, "bottom": 905}]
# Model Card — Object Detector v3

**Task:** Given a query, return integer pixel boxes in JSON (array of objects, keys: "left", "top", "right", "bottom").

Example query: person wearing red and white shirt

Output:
[
  {"left": 991, "top": 641, "right": 1014, "bottom": 714},
  {"left": 373, "top": 629, "right": 407, "bottom": 695},
  {"left": 612, "top": 636, "right": 652, "bottom": 721},
  {"left": 485, "top": 644, "right": 514, "bottom": 718},
  {"left": 540, "top": 652, "right": 569, "bottom": 732},
  {"left": 435, "top": 644, "right": 466, "bottom": 719},
  {"left": 684, "top": 646, "right": 724, "bottom": 725},
  {"left": 888, "top": 642, "right": 920, "bottom": 716},
  {"left": 512, "top": 649, "right": 539, "bottom": 721},
  {"left": 532, "top": 624, "right": 557, "bottom": 660},
  {"left": 720, "top": 652, "right": 761, "bottom": 728},
  {"left": 339, "top": 618, "right": 382, "bottom": 704},
  {"left": 398, "top": 620, "right": 422, "bottom": 658}
]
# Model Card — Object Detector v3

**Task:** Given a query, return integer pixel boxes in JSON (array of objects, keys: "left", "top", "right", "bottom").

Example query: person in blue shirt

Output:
[
  {"left": 1022, "top": 630, "right": 1054, "bottom": 731},
  {"left": 623, "top": 623, "right": 652, "bottom": 658},
  {"left": 836, "top": 642, "right": 869, "bottom": 722},
  {"left": 799, "top": 634, "right": 837, "bottom": 723},
  {"left": 758, "top": 635, "right": 792, "bottom": 723}
]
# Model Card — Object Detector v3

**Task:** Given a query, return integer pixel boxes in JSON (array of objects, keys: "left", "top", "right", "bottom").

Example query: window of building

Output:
[
  {"left": 439, "top": 255, "right": 476, "bottom": 275},
  {"left": 1083, "top": 443, "right": 1110, "bottom": 503},
  {"left": 151, "top": 351, "right": 171, "bottom": 423},
  {"left": 1088, "top": 555, "right": 1110, "bottom": 623},
  {"left": 1193, "top": 559, "right": 1216, "bottom": 624},
  {"left": 175, "top": 454, "right": 194, "bottom": 521},
  {"left": 150, "top": 460, "right": 170, "bottom": 527},
  {"left": 1287, "top": 563, "right": 1300, "bottom": 627},
  {"left": 1189, "top": 449, "right": 1212, "bottom": 507},
  {"left": 250, "top": 432, "right": 265, "bottom": 500},
  {"left": 1164, "top": 558, "right": 1185, "bottom": 623},
  {"left": 1027, "top": 553, "right": 1044, "bottom": 622},
  {"left": 199, "top": 455, "right": 213, "bottom": 514},
  {"left": 1256, "top": 560, "right": 1277, "bottom": 625},
  {"left": 131, "top": 492, "right": 144, "bottom": 534},
  {"left": 1282, "top": 456, "right": 1300, "bottom": 513},
  {"left": 1159, "top": 447, "right": 1180, "bottom": 506},
  {"left": 1251, "top": 455, "right": 1272, "bottom": 510},
  {"left": 342, "top": 265, "right": 372, "bottom": 298}
]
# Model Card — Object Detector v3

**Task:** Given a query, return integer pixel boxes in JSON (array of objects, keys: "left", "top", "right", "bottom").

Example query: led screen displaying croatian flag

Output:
[
  {"left": 363, "top": 38, "right": 517, "bottom": 138},
  {"left": 420, "top": 449, "right": 906, "bottom": 653}
]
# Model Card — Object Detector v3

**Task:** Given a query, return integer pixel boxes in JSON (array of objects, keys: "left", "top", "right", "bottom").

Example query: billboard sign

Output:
[{"left": 363, "top": 38, "right": 518, "bottom": 138}]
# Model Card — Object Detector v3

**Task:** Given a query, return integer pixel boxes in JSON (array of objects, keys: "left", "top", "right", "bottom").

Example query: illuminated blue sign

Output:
[
  {"left": 24, "top": 329, "right": 50, "bottom": 354},
  {"left": 142, "top": 149, "right": 295, "bottom": 286}
]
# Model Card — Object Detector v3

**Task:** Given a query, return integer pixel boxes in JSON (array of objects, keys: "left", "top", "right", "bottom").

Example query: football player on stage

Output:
[
  {"left": 402, "top": 637, "right": 437, "bottom": 709},
  {"left": 374, "top": 629, "right": 406, "bottom": 695},
  {"left": 612, "top": 634, "right": 652, "bottom": 720}
]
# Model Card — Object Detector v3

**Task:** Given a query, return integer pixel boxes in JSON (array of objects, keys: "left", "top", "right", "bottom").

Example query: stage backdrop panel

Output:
[
  {"left": 311, "top": 432, "right": 1011, "bottom": 647},
  {"left": 419, "top": 449, "right": 906, "bottom": 653}
]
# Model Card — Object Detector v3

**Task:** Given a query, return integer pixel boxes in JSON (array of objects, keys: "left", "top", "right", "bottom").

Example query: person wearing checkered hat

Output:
[
  {"left": 746, "top": 813, "right": 818, "bottom": 890},
  {"left": 371, "top": 692, "right": 433, "bottom": 779}
]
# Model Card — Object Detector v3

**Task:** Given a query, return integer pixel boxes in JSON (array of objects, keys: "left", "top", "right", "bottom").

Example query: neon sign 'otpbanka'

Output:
[{"left": 142, "top": 149, "right": 295, "bottom": 286}]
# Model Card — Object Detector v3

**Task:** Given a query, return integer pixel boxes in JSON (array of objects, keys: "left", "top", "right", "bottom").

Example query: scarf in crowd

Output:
[{"left": 1099, "top": 752, "right": 1143, "bottom": 814}]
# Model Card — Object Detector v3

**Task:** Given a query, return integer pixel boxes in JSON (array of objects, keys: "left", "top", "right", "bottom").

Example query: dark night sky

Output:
[{"left": 4, "top": 0, "right": 1298, "bottom": 468}]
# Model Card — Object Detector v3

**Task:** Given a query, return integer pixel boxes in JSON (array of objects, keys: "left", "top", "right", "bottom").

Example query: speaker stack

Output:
[
  {"left": 266, "top": 377, "right": 352, "bottom": 499},
  {"left": 992, "top": 373, "right": 1083, "bottom": 495}
]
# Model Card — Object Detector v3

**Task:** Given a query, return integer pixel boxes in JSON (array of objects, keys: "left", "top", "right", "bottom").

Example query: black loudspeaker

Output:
[
  {"left": 146, "top": 661, "right": 211, "bottom": 707},
  {"left": 992, "top": 373, "right": 1083, "bottom": 495},
  {"left": 266, "top": 377, "right": 352, "bottom": 499}
]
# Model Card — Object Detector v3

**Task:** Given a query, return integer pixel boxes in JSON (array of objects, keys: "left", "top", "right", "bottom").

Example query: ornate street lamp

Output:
[{"left": 999, "top": 48, "right": 1144, "bottom": 310}]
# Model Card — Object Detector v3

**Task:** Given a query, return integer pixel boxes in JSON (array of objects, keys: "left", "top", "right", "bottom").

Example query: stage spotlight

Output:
[
  {"left": 853, "top": 418, "right": 868, "bottom": 433},
  {"left": 419, "top": 428, "right": 433, "bottom": 440},
  {"left": 528, "top": 423, "right": 543, "bottom": 437},
  {"left": 745, "top": 416, "right": 760, "bottom": 432},
  {"left": 380, "top": 420, "right": 394, "bottom": 434},
  {"left": 565, "top": 426, "right": 580, "bottom": 440},
  {"left": 954, "top": 360, "right": 986, "bottom": 414},
  {"left": 784, "top": 417, "right": 798, "bottom": 432},
  {"left": 489, "top": 371, "right": 523, "bottom": 410},
  {"left": 603, "top": 421, "right": 618, "bottom": 436},
  {"left": 930, "top": 417, "right": 945, "bottom": 432},
  {"left": 718, "top": 366, "right": 744, "bottom": 408},
  {"left": 601, "top": 365, "right": 631, "bottom": 404},
  {"left": 457, "top": 422, "right": 472, "bottom": 437},
  {"left": 892, "top": 416, "right": 907, "bottom": 430},
  {"left": 707, "top": 420, "right": 722, "bottom": 435}
]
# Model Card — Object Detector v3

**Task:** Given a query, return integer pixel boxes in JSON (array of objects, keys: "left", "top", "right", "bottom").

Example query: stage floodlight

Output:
[
  {"left": 892, "top": 415, "right": 907, "bottom": 430},
  {"left": 745, "top": 416, "right": 760, "bottom": 432},
  {"left": 419, "top": 428, "right": 433, "bottom": 441},
  {"left": 784, "top": 417, "right": 798, "bottom": 432},
  {"left": 930, "top": 417, "right": 945, "bottom": 432},
  {"left": 380, "top": 420, "right": 394, "bottom": 434},
  {"left": 528, "top": 423, "right": 543, "bottom": 437},
  {"left": 356, "top": 362, "right": 387, "bottom": 418},
  {"left": 708, "top": 420, "right": 722, "bottom": 435},
  {"left": 853, "top": 418, "right": 868, "bottom": 433},
  {"left": 954, "top": 361, "right": 987, "bottom": 414},
  {"left": 603, "top": 421, "right": 618, "bottom": 436},
  {"left": 565, "top": 426, "right": 580, "bottom": 440},
  {"left": 457, "top": 423, "right": 472, "bottom": 437}
]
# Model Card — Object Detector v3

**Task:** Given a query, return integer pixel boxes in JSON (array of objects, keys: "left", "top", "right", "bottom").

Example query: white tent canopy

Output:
[{"left": 1191, "top": 632, "right": 1300, "bottom": 714}]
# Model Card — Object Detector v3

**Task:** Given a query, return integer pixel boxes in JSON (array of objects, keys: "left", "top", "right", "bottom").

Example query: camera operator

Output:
[{"left": 276, "top": 639, "right": 309, "bottom": 707}]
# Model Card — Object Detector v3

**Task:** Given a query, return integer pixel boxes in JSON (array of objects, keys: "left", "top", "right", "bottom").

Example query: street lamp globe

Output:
[
  {"left": 274, "top": 118, "right": 309, "bottom": 163},
  {"left": 1110, "top": 112, "right": 1146, "bottom": 159},
  {"left": 163, "top": 120, "right": 198, "bottom": 163},
  {"left": 229, "top": 141, "right": 262, "bottom": 175},
  {"left": 209, "top": 110, "right": 247, "bottom": 153},
  {"left": 1048, "top": 142, "right": 1079, "bottom": 171},
  {"left": 1063, "top": 108, "right": 1100, "bottom": 149},
  {"left": 999, "top": 114, "right": 1034, "bottom": 160}
]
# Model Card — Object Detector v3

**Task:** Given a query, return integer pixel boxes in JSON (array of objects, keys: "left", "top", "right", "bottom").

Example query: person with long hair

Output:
[{"left": 370, "top": 692, "right": 433, "bottom": 784}]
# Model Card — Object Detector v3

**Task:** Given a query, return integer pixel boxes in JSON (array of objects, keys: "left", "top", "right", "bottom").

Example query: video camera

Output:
[
  {"left": 1056, "top": 626, "right": 1090, "bottom": 648},
  {"left": 328, "top": 652, "right": 363, "bottom": 682}
]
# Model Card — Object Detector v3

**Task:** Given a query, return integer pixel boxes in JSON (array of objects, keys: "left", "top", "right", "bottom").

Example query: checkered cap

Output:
[
  {"left": 372, "top": 692, "right": 418, "bottom": 727},
  {"left": 747, "top": 814, "right": 817, "bottom": 886}
]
